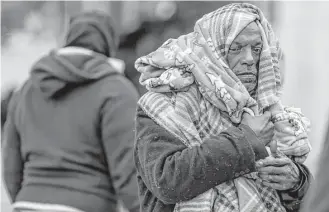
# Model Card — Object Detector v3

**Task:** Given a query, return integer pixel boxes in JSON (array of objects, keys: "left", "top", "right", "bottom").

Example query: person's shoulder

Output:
[
  {"left": 5, "top": 80, "right": 30, "bottom": 110},
  {"left": 99, "top": 74, "right": 139, "bottom": 100}
]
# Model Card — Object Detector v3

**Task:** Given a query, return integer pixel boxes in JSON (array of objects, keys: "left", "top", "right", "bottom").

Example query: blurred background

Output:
[{"left": 1, "top": 1, "right": 329, "bottom": 211}]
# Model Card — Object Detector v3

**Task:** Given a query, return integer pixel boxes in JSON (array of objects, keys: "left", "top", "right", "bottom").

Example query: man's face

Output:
[{"left": 227, "top": 21, "right": 262, "bottom": 96}]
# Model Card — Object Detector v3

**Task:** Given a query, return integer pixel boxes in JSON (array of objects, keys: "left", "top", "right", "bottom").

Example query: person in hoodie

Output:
[{"left": 2, "top": 11, "right": 140, "bottom": 212}]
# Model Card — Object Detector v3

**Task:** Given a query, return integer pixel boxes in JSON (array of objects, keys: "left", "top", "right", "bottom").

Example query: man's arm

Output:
[
  {"left": 2, "top": 93, "right": 24, "bottom": 203},
  {"left": 135, "top": 106, "right": 269, "bottom": 204},
  {"left": 100, "top": 76, "right": 140, "bottom": 212}
]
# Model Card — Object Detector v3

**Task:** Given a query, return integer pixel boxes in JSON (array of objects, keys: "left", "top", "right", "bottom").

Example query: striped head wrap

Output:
[{"left": 136, "top": 3, "right": 283, "bottom": 121}]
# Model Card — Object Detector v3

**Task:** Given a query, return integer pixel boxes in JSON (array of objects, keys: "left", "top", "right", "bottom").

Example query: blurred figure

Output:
[
  {"left": 1, "top": 85, "right": 16, "bottom": 132},
  {"left": 2, "top": 11, "right": 139, "bottom": 212},
  {"left": 301, "top": 117, "right": 329, "bottom": 212}
]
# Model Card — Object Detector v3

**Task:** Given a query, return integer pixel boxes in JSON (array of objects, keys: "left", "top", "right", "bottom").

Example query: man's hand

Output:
[
  {"left": 241, "top": 111, "right": 274, "bottom": 146},
  {"left": 256, "top": 154, "right": 300, "bottom": 191}
]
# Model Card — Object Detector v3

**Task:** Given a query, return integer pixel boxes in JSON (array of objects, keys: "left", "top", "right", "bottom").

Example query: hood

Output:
[
  {"left": 64, "top": 11, "right": 118, "bottom": 57},
  {"left": 30, "top": 47, "right": 124, "bottom": 98}
]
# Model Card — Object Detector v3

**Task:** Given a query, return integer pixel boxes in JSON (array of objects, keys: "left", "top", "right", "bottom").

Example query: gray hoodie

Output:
[{"left": 2, "top": 46, "right": 140, "bottom": 212}]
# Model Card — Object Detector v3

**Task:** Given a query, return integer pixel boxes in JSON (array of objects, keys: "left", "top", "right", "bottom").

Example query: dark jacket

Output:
[
  {"left": 2, "top": 49, "right": 140, "bottom": 212},
  {"left": 134, "top": 106, "right": 312, "bottom": 212}
]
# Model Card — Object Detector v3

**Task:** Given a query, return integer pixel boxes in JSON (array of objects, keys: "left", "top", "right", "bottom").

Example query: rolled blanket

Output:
[{"left": 268, "top": 102, "right": 311, "bottom": 163}]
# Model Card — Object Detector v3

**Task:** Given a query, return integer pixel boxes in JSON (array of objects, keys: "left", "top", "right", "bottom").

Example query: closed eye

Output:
[{"left": 229, "top": 46, "right": 242, "bottom": 53}]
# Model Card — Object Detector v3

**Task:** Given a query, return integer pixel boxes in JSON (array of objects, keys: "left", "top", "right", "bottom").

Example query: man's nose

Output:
[{"left": 241, "top": 46, "right": 254, "bottom": 66}]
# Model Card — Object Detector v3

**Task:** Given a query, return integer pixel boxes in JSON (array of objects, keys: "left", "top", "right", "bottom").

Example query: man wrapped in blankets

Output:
[{"left": 134, "top": 3, "right": 312, "bottom": 212}]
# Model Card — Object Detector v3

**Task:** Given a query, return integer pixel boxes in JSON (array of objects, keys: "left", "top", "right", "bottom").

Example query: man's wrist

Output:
[
  {"left": 286, "top": 162, "right": 304, "bottom": 194},
  {"left": 239, "top": 124, "right": 269, "bottom": 160},
  {"left": 279, "top": 162, "right": 310, "bottom": 211}
]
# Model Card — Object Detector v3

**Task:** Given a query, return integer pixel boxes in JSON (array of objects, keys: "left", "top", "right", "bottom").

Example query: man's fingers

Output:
[
  {"left": 262, "top": 181, "right": 290, "bottom": 190},
  {"left": 257, "top": 165, "right": 287, "bottom": 175},
  {"left": 270, "top": 140, "right": 278, "bottom": 156},
  {"left": 258, "top": 111, "right": 272, "bottom": 123},
  {"left": 256, "top": 156, "right": 291, "bottom": 167},
  {"left": 258, "top": 173, "right": 290, "bottom": 183},
  {"left": 263, "top": 111, "right": 272, "bottom": 119}
]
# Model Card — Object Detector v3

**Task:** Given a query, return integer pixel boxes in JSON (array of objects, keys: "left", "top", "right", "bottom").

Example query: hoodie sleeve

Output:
[
  {"left": 100, "top": 76, "right": 140, "bottom": 212},
  {"left": 2, "top": 92, "right": 24, "bottom": 203}
]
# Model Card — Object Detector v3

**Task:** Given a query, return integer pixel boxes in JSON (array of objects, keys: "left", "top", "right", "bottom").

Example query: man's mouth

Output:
[
  {"left": 236, "top": 72, "right": 257, "bottom": 77},
  {"left": 236, "top": 73, "right": 258, "bottom": 84},
  {"left": 236, "top": 73, "right": 257, "bottom": 79}
]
